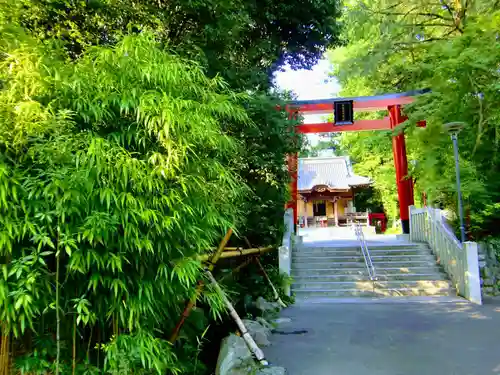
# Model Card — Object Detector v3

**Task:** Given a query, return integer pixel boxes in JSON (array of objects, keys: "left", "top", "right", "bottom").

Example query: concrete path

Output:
[
  {"left": 266, "top": 299, "right": 500, "bottom": 375},
  {"left": 298, "top": 227, "right": 409, "bottom": 248}
]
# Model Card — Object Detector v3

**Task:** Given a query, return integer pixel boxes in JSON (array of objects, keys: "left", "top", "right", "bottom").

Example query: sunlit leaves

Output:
[
  {"left": 331, "top": 1, "right": 500, "bottom": 236},
  {"left": 0, "top": 30, "right": 249, "bottom": 372}
]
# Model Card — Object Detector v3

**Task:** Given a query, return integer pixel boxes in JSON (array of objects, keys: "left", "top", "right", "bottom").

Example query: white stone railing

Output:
[
  {"left": 409, "top": 206, "right": 482, "bottom": 304},
  {"left": 278, "top": 208, "right": 294, "bottom": 296}
]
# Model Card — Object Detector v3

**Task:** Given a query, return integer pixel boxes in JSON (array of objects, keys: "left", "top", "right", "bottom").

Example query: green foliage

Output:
[
  {"left": 300, "top": 135, "right": 338, "bottom": 157},
  {"left": 337, "top": 130, "right": 400, "bottom": 222},
  {"left": 329, "top": 1, "right": 500, "bottom": 237},
  {"left": 229, "top": 93, "right": 302, "bottom": 246},
  {"left": 9, "top": 0, "right": 343, "bottom": 90},
  {"left": 220, "top": 255, "right": 294, "bottom": 316},
  {"left": 0, "top": 29, "right": 249, "bottom": 373}
]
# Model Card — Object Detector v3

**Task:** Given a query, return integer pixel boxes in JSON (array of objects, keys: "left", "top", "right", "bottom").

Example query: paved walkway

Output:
[
  {"left": 298, "top": 226, "right": 409, "bottom": 248},
  {"left": 266, "top": 300, "right": 500, "bottom": 375}
]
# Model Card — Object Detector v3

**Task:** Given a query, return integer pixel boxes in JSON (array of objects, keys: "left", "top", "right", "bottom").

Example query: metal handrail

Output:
[{"left": 352, "top": 222, "right": 376, "bottom": 280}]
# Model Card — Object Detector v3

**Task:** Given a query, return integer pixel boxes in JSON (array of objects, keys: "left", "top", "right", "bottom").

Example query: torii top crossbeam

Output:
[{"left": 287, "top": 89, "right": 429, "bottom": 133}]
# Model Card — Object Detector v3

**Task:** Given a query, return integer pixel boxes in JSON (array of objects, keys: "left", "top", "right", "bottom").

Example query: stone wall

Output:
[{"left": 478, "top": 242, "right": 500, "bottom": 297}]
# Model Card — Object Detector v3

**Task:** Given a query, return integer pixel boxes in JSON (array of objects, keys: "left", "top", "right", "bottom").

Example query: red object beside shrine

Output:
[{"left": 368, "top": 213, "right": 387, "bottom": 233}]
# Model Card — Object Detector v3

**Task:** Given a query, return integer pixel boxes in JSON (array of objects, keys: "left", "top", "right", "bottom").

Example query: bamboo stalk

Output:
[
  {"left": 72, "top": 317, "right": 76, "bottom": 375},
  {"left": 169, "top": 228, "right": 233, "bottom": 343},
  {"left": 86, "top": 326, "right": 93, "bottom": 363},
  {"left": 0, "top": 328, "right": 8, "bottom": 375},
  {"left": 254, "top": 257, "right": 287, "bottom": 308},
  {"left": 55, "top": 230, "right": 61, "bottom": 375},
  {"left": 198, "top": 246, "right": 274, "bottom": 262},
  {"left": 0, "top": 333, "right": 4, "bottom": 375},
  {"left": 207, "top": 246, "right": 272, "bottom": 251},
  {"left": 204, "top": 270, "right": 268, "bottom": 366},
  {"left": 168, "top": 280, "right": 203, "bottom": 342},
  {"left": 243, "top": 238, "right": 286, "bottom": 308},
  {"left": 219, "top": 257, "right": 254, "bottom": 282},
  {"left": 210, "top": 229, "right": 234, "bottom": 267}
]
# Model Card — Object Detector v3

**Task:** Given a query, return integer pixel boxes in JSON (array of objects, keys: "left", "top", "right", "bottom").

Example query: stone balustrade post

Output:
[{"left": 463, "top": 242, "right": 482, "bottom": 305}]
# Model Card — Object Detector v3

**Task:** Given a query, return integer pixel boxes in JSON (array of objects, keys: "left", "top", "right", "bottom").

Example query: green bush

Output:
[{"left": 0, "top": 30, "right": 248, "bottom": 374}]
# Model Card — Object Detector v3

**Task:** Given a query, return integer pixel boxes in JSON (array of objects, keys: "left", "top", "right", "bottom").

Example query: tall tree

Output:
[
  {"left": 329, "top": 0, "right": 500, "bottom": 237},
  {"left": 11, "top": 0, "right": 342, "bottom": 90}
]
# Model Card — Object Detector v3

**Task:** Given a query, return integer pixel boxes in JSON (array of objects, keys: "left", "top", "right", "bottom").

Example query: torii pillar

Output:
[
  {"left": 286, "top": 153, "right": 299, "bottom": 231},
  {"left": 389, "top": 105, "right": 414, "bottom": 234}
]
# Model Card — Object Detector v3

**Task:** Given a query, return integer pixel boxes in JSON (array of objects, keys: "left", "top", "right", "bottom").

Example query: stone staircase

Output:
[{"left": 291, "top": 242, "right": 455, "bottom": 300}]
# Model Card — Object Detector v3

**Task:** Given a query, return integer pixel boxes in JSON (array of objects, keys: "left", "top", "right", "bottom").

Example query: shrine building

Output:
[{"left": 297, "top": 156, "right": 372, "bottom": 227}]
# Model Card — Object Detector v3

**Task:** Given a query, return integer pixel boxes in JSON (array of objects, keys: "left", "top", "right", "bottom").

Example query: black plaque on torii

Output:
[{"left": 334, "top": 100, "right": 354, "bottom": 125}]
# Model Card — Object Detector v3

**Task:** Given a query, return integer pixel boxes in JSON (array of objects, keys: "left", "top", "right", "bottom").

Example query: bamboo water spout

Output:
[{"left": 197, "top": 246, "right": 274, "bottom": 262}]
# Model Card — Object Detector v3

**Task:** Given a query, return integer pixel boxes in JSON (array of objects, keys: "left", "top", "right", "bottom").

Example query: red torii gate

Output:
[{"left": 285, "top": 90, "right": 428, "bottom": 234}]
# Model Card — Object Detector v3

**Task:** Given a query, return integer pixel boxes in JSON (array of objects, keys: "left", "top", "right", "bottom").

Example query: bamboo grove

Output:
[
  {"left": 0, "top": 0, "right": 343, "bottom": 373},
  {"left": 0, "top": 30, "right": 251, "bottom": 374}
]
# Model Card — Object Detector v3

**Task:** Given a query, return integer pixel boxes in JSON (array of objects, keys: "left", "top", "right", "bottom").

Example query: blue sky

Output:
[
  {"left": 274, "top": 57, "right": 340, "bottom": 147},
  {"left": 274, "top": 58, "right": 340, "bottom": 100}
]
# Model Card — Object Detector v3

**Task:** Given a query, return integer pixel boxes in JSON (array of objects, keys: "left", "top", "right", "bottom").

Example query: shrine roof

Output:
[{"left": 298, "top": 157, "right": 371, "bottom": 192}]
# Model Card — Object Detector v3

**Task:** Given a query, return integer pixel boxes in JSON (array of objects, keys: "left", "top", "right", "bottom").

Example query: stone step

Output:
[
  {"left": 292, "top": 255, "right": 364, "bottom": 262},
  {"left": 363, "top": 260, "right": 439, "bottom": 268},
  {"left": 293, "top": 249, "right": 361, "bottom": 257},
  {"left": 373, "top": 280, "right": 452, "bottom": 290},
  {"left": 290, "top": 241, "right": 451, "bottom": 299},
  {"left": 296, "top": 245, "right": 429, "bottom": 252},
  {"left": 293, "top": 281, "right": 374, "bottom": 290},
  {"left": 292, "top": 279, "right": 451, "bottom": 291},
  {"left": 370, "top": 254, "right": 436, "bottom": 262},
  {"left": 292, "top": 273, "right": 447, "bottom": 283},
  {"left": 291, "top": 268, "right": 366, "bottom": 276},
  {"left": 293, "top": 289, "right": 378, "bottom": 298},
  {"left": 291, "top": 266, "right": 443, "bottom": 277},
  {"left": 292, "top": 254, "right": 435, "bottom": 263},
  {"left": 293, "top": 274, "right": 368, "bottom": 282},
  {"left": 293, "top": 287, "right": 454, "bottom": 299},
  {"left": 292, "top": 259, "right": 438, "bottom": 269},
  {"left": 291, "top": 261, "right": 366, "bottom": 269},
  {"left": 293, "top": 248, "right": 431, "bottom": 257},
  {"left": 370, "top": 248, "right": 432, "bottom": 255}
]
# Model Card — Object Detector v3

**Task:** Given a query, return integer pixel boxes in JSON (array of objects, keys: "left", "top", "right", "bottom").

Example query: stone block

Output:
[
  {"left": 255, "top": 296, "right": 281, "bottom": 318},
  {"left": 483, "top": 287, "right": 494, "bottom": 295},
  {"left": 242, "top": 319, "right": 271, "bottom": 347},
  {"left": 256, "top": 317, "right": 274, "bottom": 330},
  {"left": 483, "top": 278, "right": 495, "bottom": 286},
  {"left": 216, "top": 334, "right": 254, "bottom": 375},
  {"left": 482, "top": 267, "right": 493, "bottom": 278}
]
